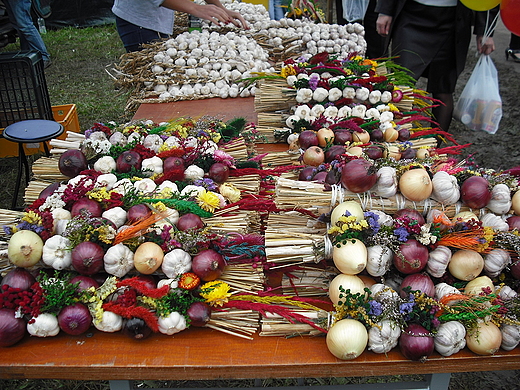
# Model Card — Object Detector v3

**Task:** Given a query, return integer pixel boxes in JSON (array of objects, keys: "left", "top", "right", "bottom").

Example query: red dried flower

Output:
[{"left": 178, "top": 272, "right": 201, "bottom": 290}]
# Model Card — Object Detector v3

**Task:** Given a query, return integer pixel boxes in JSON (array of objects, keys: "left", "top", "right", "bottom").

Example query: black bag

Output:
[{"left": 32, "top": 0, "right": 52, "bottom": 19}]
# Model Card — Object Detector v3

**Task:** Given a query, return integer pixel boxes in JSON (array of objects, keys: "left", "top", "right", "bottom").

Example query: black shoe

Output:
[{"left": 505, "top": 48, "right": 520, "bottom": 63}]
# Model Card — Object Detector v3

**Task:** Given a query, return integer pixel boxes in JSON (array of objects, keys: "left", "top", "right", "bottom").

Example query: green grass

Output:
[{"left": 0, "top": 23, "right": 133, "bottom": 210}]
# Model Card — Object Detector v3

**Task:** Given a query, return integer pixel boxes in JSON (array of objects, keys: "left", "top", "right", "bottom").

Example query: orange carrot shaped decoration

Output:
[{"left": 113, "top": 212, "right": 165, "bottom": 245}]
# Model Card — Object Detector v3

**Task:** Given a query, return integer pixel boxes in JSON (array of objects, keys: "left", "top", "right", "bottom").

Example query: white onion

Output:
[{"left": 326, "top": 319, "right": 368, "bottom": 360}]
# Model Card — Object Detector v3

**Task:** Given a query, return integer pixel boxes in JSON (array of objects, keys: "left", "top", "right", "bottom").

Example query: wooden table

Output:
[{"left": 2, "top": 98, "right": 519, "bottom": 389}]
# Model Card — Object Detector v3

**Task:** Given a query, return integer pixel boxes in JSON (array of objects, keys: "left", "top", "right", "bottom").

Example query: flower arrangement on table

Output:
[
  {"left": 0, "top": 115, "right": 331, "bottom": 345},
  {"left": 322, "top": 194, "right": 520, "bottom": 360}
]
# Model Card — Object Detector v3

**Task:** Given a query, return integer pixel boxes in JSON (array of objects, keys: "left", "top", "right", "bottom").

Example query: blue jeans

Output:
[
  {"left": 4, "top": 0, "right": 50, "bottom": 62},
  {"left": 115, "top": 16, "right": 169, "bottom": 53}
]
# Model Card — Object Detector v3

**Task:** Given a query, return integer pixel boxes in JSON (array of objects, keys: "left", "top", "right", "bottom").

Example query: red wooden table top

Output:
[{"left": 1, "top": 327, "right": 519, "bottom": 381}]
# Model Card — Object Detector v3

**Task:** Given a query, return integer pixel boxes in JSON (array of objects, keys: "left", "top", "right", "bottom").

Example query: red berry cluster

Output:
[{"left": 0, "top": 282, "right": 45, "bottom": 321}]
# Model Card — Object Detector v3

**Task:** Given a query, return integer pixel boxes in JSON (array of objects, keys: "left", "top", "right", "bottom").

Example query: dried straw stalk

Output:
[{"left": 205, "top": 308, "right": 259, "bottom": 340}]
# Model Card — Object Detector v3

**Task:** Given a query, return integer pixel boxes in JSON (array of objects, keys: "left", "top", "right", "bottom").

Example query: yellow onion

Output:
[
  {"left": 326, "top": 319, "right": 368, "bottom": 360},
  {"left": 464, "top": 275, "right": 494, "bottom": 296},
  {"left": 513, "top": 190, "right": 520, "bottom": 215},
  {"left": 328, "top": 274, "right": 366, "bottom": 305},
  {"left": 399, "top": 168, "right": 433, "bottom": 202},
  {"left": 330, "top": 201, "right": 364, "bottom": 225},
  {"left": 8, "top": 230, "right": 44, "bottom": 268},
  {"left": 383, "top": 127, "right": 399, "bottom": 142},
  {"left": 452, "top": 211, "right": 479, "bottom": 223},
  {"left": 466, "top": 320, "right": 502, "bottom": 355},
  {"left": 332, "top": 239, "right": 367, "bottom": 275},
  {"left": 448, "top": 249, "right": 484, "bottom": 281},
  {"left": 134, "top": 242, "right": 164, "bottom": 274},
  {"left": 352, "top": 130, "right": 370, "bottom": 143}
]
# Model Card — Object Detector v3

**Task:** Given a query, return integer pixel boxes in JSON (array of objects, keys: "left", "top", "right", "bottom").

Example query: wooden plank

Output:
[{"left": 0, "top": 328, "right": 519, "bottom": 380}]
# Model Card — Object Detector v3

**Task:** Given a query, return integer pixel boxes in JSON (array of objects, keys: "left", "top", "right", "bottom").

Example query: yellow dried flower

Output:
[
  {"left": 219, "top": 183, "right": 241, "bottom": 203},
  {"left": 88, "top": 187, "right": 111, "bottom": 202},
  {"left": 196, "top": 189, "right": 221, "bottom": 213},
  {"left": 21, "top": 210, "right": 41, "bottom": 225},
  {"left": 200, "top": 280, "right": 232, "bottom": 307}
]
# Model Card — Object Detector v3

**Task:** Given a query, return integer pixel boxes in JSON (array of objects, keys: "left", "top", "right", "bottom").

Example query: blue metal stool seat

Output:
[{"left": 1, "top": 119, "right": 64, "bottom": 209}]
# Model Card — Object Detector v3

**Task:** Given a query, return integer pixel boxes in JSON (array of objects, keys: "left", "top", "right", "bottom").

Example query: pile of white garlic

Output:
[{"left": 146, "top": 29, "right": 274, "bottom": 100}]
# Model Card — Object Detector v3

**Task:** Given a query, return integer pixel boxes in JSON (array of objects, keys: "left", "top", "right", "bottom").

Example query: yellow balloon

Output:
[{"left": 461, "top": 0, "right": 501, "bottom": 11}]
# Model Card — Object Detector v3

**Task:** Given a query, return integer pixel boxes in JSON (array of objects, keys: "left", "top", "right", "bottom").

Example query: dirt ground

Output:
[{"left": 430, "top": 19, "right": 520, "bottom": 172}]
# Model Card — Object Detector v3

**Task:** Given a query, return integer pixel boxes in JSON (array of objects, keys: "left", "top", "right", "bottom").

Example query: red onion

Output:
[
  {"left": 39, "top": 182, "right": 60, "bottom": 200},
  {"left": 325, "top": 145, "right": 346, "bottom": 163},
  {"left": 116, "top": 150, "right": 142, "bottom": 173},
  {"left": 70, "top": 198, "right": 103, "bottom": 218},
  {"left": 191, "top": 249, "right": 226, "bottom": 281},
  {"left": 312, "top": 171, "right": 328, "bottom": 183},
  {"left": 163, "top": 156, "right": 185, "bottom": 171},
  {"left": 186, "top": 302, "right": 211, "bottom": 327},
  {"left": 400, "top": 148, "right": 417, "bottom": 160},
  {"left": 71, "top": 241, "right": 105, "bottom": 275},
  {"left": 57, "top": 303, "right": 92, "bottom": 335},
  {"left": 460, "top": 176, "right": 492, "bottom": 209},
  {"left": 208, "top": 162, "right": 230, "bottom": 183},
  {"left": 394, "top": 208, "right": 425, "bottom": 226},
  {"left": 122, "top": 317, "right": 152, "bottom": 340},
  {"left": 69, "top": 275, "right": 100, "bottom": 293},
  {"left": 363, "top": 145, "right": 384, "bottom": 160},
  {"left": 398, "top": 128, "right": 411, "bottom": 141},
  {"left": 510, "top": 257, "right": 520, "bottom": 280},
  {"left": 0, "top": 308, "right": 26, "bottom": 347},
  {"left": 333, "top": 130, "right": 353, "bottom": 144},
  {"left": 177, "top": 213, "right": 204, "bottom": 231},
  {"left": 59, "top": 149, "right": 88, "bottom": 177},
  {"left": 399, "top": 273, "right": 435, "bottom": 298},
  {"left": 1, "top": 267, "right": 36, "bottom": 291},
  {"left": 127, "top": 203, "right": 152, "bottom": 224},
  {"left": 399, "top": 324, "right": 434, "bottom": 361},
  {"left": 298, "top": 166, "right": 315, "bottom": 181},
  {"left": 134, "top": 274, "right": 157, "bottom": 290},
  {"left": 298, "top": 130, "right": 319, "bottom": 150},
  {"left": 393, "top": 239, "right": 429, "bottom": 274},
  {"left": 340, "top": 159, "right": 377, "bottom": 193},
  {"left": 507, "top": 216, "right": 520, "bottom": 231}
]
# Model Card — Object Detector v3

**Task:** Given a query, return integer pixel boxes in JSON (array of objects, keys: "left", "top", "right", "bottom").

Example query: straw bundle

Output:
[
  {"left": 264, "top": 229, "right": 325, "bottom": 268},
  {"left": 203, "top": 209, "right": 262, "bottom": 234},
  {"left": 205, "top": 308, "right": 259, "bottom": 340},
  {"left": 254, "top": 79, "right": 295, "bottom": 113},
  {"left": 259, "top": 310, "right": 328, "bottom": 337},
  {"left": 24, "top": 180, "right": 56, "bottom": 206},
  {"left": 226, "top": 174, "right": 261, "bottom": 195},
  {"left": 220, "top": 263, "right": 266, "bottom": 293},
  {"left": 31, "top": 157, "right": 66, "bottom": 182},
  {"left": 274, "top": 176, "right": 474, "bottom": 217},
  {"left": 0, "top": 209, "right": 23, "bottom": 235},
  {"left": 278, "top": 265, "right": 337, "bottom": 297},
  {"left": 259, "top": 151, "right": 301, "bottom": 168},
  {"left": 219, "top": 137, "right": 251, "bottom": 161}
]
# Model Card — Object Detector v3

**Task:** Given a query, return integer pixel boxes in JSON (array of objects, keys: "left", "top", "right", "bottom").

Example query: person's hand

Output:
[
  {"left": 224, "top": 9, "right": 249, "bottom": 29},
  {"left": 376, "top": 14, "right": 393, "bottom": 37},
  {"left": 477, "top": 36, "right": 495, "bottom": 55},
  {"left": 191, "top": 4, "right": 248, "bottom": 29}
]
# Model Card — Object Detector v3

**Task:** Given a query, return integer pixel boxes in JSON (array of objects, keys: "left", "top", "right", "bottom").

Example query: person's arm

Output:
[
  {"left": 160, "top": 0, "right": 248, "bottom": 29},
  {"left": 374, "top": 0, "right": 398, "bottom": 37},
  {"left": 473, "top": 6, "right": 498, "bottom": 55}
]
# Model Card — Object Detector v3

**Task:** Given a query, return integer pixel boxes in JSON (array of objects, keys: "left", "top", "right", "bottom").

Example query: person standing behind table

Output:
[
  {"left": 4, "top": 0, "right": 51, "bottom": 68},
  {"left": 336, "top": 0, "right": 385, "bottom": 58},
  {"left": 375, "top": 0, "right": 497, "bottom": 133},
  {"left": 505, "top": 33, "right": 520, "bottom": 63},
  {"left": 112, "top": 0, "right": 249, "bottom": 53}
]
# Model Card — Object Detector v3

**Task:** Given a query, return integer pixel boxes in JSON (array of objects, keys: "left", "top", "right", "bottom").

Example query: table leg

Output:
[{"left": 110, "top": 380, "right": 134, "bottom": 390}]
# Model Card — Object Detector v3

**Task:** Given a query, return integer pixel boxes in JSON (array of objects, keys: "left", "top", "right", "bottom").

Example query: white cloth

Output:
[{"left": 112, "top": 0, "right": 175, "bottom": 35}]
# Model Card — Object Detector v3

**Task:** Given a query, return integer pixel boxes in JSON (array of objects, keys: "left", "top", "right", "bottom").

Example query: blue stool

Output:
[{"left": 1, "top": 119, "right": 64, "bottom": 209}]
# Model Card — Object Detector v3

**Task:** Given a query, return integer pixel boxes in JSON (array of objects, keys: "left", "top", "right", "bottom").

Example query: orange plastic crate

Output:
[{"left": 0, "top": 103, "right": 80, "bottom": 158}]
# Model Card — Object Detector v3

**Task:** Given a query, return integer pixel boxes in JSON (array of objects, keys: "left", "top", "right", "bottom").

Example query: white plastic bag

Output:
[
  {"left": 342, "top": 0, "right": 370, "bottom": 22},
  {"left": 453, "top": 54, "right": 502, "bottom": 134}
]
